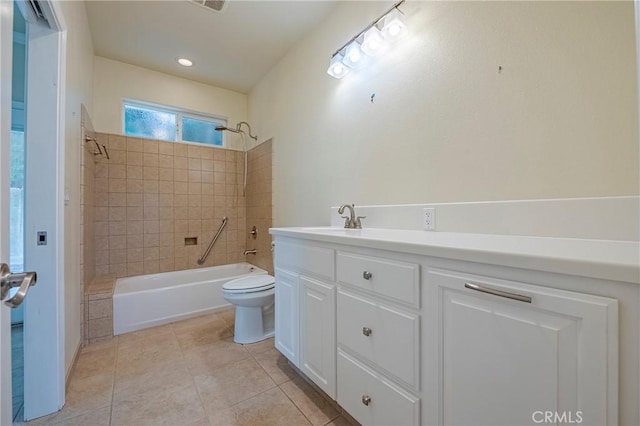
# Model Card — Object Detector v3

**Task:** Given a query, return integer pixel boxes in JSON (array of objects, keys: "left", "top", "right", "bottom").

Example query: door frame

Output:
[{"left": 0, "top": 1, "right": 15, "bottom": 423}]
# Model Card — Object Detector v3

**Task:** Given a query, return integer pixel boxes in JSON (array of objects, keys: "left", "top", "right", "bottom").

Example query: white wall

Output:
[
  {"left": 92, "top": 56, "right": 248, "bottom": 150},
  {"left": 248, "top": 1, "right": 639, "bottom": 227},
  {"left": 59, "top": 0, "right": 94, "bottom": 375}
]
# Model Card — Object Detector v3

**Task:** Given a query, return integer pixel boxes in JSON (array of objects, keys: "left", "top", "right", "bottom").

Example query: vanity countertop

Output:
[{"left": 269, "top": 227, "right": 640, "bottom": 284}]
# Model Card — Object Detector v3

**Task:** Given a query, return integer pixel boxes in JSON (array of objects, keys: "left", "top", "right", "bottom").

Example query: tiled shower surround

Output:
[
  {"left": 245, "top": 140, "right": 273, "bottom": 275},
  {"left": 80, "top": 132, "right": 273, "bottom": 343},
  {"left": 93, "top": 133, "right": 250, "bottom": 277}
]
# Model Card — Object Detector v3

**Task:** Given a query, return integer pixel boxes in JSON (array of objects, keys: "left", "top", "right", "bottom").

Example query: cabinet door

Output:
[
  {"left": 275, "top": 268, "right": 299, "bottom": 367},
  {"left": 300, "top": 276, "right": 336, "bottom": 398},
  {"left": 426, "top": 269, "right": 618, "bottom": 426}
]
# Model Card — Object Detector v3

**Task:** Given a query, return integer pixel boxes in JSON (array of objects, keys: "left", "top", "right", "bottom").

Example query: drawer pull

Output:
[
  {"left": 362, "top": 326, "right": 372, "bottom": 336},
  {"left": 464, "top": 282, "right": 532, "bottom": 304},
  {"left": 362, "top": 271, "right": 373, "bottom": 280},
  {"left": 362, "top": 395, "right": 372, "bottom": 406}
]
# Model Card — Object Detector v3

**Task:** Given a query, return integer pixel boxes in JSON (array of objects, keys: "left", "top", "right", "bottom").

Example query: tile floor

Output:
[{"left": 21, "top": 308, "right": 354, "bottom": 426}]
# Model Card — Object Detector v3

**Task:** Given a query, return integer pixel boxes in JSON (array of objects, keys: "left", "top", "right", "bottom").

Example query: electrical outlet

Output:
[{"left": 423, "top": 208, "right": 436, "bottom": 231}]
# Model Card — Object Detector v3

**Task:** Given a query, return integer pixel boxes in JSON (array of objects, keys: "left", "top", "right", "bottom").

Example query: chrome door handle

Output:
[
  {"left": 464, "top": 282, "right": 531, "bottom": 303},
  {"left": 362, "top": 327, "right": 372, "bottom": 336},
  {"left": 362, "top": 271, "right": 373, "bottom": 280},
  {"left": 1, "top": 263, "right": 37, "bottom": 308},
  {"left": 362, "top": 395, "right": 372, "bottom": 406}
]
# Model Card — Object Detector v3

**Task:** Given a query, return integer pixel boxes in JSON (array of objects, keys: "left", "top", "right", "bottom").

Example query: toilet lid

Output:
[{"left": 223, "top": 275, "right": 275, "bottom": 293}]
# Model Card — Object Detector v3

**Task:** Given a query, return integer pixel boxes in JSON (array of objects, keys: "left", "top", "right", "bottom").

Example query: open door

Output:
[{"left": 1, "top": 0, "right": 66, "bottom": 423}]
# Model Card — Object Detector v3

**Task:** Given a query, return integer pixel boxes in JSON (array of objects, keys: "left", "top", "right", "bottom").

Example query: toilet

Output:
[{"left": 222, "top": 274, "right": 275, "bottom": 344}]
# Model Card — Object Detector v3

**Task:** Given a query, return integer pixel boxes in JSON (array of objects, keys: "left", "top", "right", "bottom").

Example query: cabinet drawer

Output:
[
  {"left": 337, "top": 290, "right": 419, "bottom": 390},
  {"left": 337, "top": 350, "right": 419, "bottom": 426},
  {"left": 337, "top": 251, "right": 419, "bottom": 307},
  {"left": 276, "top": 240, "right": 334, "bottom": 281}
]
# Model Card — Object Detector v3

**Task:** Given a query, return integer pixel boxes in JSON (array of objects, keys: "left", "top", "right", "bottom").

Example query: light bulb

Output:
[
  {"left": 381, "top": 8, "right": 407, "bottom": 41},
  {"left": 361, "top": 27, "right": 386, "bottom": 57},
  {"left": 327, "top": 53, "right": 350, "bottom": 79},
  {"left": 342, "top": 41, "right": 365, "bottom": 69}
]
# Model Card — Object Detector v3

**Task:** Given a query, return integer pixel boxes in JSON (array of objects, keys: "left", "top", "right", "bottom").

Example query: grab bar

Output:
[{"left": 197, "top": 217, "right": 228, "bottom": 265}]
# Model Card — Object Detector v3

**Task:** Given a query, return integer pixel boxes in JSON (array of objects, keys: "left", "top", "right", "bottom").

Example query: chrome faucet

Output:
[
  {"left": 244, "top": 249, "right": 257, "bottom": 255},
  {"left": 337, "top": 203, "right": 365, "bottom": 229}
]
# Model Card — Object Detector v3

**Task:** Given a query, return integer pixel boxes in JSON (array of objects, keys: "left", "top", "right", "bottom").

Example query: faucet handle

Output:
[
  {"left": 354, "top": 216, "right": 366, "bottom": 229},
  {"left": 341, "top": 216, "right": 352, "bottom": 229}
]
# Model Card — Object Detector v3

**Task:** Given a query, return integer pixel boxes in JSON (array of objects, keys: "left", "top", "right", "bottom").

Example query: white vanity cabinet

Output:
[
  {"left": 425, "top": 269, "right": 618, "bottom": 426},
  {"left": 271, "top": 229, "right": 629, "bottom": 426},
  {"left": 336, "top": 251, "right": 422, "bottom": 426},
  {"left": 274, "top": 239, "right": 337, "bottom": 398}
]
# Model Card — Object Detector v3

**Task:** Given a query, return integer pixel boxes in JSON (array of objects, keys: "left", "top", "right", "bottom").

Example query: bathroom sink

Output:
[{"left": 296, "top": 227, "right": 362, "bottom": 234}]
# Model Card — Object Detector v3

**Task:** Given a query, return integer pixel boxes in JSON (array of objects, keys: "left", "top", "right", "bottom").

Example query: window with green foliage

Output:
[{"left": 123, "top": 100, "right": 224, "bottom": 146}]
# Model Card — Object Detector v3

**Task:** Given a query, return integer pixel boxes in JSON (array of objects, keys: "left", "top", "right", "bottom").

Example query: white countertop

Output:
[{"left": 269, "top": 227, "right": 640, "bottom": 284}]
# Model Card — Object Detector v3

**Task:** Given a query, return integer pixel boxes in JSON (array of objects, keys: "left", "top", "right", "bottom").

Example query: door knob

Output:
[
  {"left": 362, "top": 327, "right": 372, "bottom": 336},
  {"left": 362, "top": 271, "right": 373, "bottom": 280},
  {"left": 1, "top": 263, "right": 37, "bottom": 308},
  {"left": 362, "top": 395, "right": 372, "bottom": 406}
]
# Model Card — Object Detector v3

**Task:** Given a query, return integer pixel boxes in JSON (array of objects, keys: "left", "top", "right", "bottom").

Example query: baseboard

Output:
[{"left": 65, "top": 341, "right": 81, "bottom": 391}]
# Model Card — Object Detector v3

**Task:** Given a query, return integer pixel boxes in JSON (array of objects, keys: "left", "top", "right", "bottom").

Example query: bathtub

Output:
[{"left": 113, "top": 262, "right": 267, "bottom": 335}]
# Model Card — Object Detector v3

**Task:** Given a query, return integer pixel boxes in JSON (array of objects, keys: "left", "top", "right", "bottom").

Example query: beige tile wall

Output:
[
  {"left": 94, "top": 133, "right": 247, "bottom": 277},
  {"left": 245, "top": 140, "right": 273, "bottom": 275}
]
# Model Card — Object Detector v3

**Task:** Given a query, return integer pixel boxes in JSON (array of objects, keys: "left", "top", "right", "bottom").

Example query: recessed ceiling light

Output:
[{"left": 177, "top": 58, "right": 193, "bottom": 67}]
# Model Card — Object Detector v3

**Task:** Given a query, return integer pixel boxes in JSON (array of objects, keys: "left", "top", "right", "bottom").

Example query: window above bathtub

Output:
[{"left": 123, "top": 99, "right": 226, "bottom": 147}]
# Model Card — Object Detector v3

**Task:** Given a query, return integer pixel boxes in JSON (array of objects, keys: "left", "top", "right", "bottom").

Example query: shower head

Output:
[
  {"left": 215, "top": 125, "right": 240, "bottom": 133},
  {"left": 215, "top": 121, "right": 258, "bottom": 141}
]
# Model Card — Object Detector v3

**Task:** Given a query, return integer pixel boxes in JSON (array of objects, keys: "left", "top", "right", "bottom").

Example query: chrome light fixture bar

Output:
[{"left": 327, "top": 0, "right": 407, "bottom": 79}]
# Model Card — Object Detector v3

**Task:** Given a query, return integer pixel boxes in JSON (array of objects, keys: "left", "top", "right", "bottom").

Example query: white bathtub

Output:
[{"left": 113, "top": 263, "right": 267, "bottom": 335}]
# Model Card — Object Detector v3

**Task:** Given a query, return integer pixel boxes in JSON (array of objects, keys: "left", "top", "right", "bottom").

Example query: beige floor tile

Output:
[
  {"left": 48, "top": 406, "right": 111, "bottom": 426},
  {"left": 217, "top": 307, "right": 235, "bottom": 326},
  {"left": 194, "top": 358, "right": 277, "bottom": 414},
  {"left": 111, "top": 382, "right": 209, "bottom": 426},
  {"left": 72, "top": 346, "right": 116, "bottom": 380},
  {"left": 208, "top": 387, "right": 311, "bottom": 426},
  {"left": 114, "top": 359, "right": 192, "bottom": 402},
  {"left": 252, "top": 347, "right": 298, "bottom": 385},
  {"left": 280, "top": 376, "right": 340, "bottom": 426},
  {"left": 116, "top": 333, "right": 182, "bottom": 377},
  {"left": 183, "top": 337, "right": 250, "bottom": 376},
  {"left": 170, "top": 312, "right": 226, "bottom": 334},
  {"left": 28, "top": 373, "right": 114, "bottom": 425},
  {"left": 81, "top": 337, "right": 118, "bottom": 354},
  {"left": 324, "top": 416, "right": 359, "bottom": 426},
  {"left": 117, "top": 324, "right": 174, "bottom": 349},
  {"left": 243, "top": 337, "right": 275, "bottom": 355},
  {"left": 173, "top": 315, "right": 233, "bottom": 350}
]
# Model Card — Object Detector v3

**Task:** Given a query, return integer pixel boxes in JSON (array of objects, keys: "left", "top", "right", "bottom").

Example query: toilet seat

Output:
[{"left": 222, "top": 275, "right": 275, "bottom": 294}]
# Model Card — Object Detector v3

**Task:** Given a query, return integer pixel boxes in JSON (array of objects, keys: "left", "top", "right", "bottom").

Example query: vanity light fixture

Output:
[
  {"left": 342, "top": 41, "right": 364, "bottom": 69},
  {"left": 327, "top": 0, "right": 407, "bottom": 79},
  {"left": 327, "top": 52, "right": 350, "bottom": 79},
  {"left": 177, "top": 58, "right": 193, "bottom": 67},
  {"left": 380, "top": 7, "right": 407, "bottom": 41}
]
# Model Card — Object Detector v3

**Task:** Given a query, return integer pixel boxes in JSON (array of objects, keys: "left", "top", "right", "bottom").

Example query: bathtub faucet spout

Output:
[{"left": 244, "top": 249, "right": 257, "bottom": 255}]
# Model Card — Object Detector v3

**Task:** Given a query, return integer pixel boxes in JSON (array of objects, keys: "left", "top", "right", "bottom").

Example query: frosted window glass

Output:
[
  {"left": 124, "top": 104, "right": 176, "bottom": 141},
  {"left": 182, "top": 117, "right": 223, "bottom": 146}
]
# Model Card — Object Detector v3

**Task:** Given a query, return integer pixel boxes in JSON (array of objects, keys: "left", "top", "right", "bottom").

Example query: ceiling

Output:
[{"left": 85, "top": 1, "right": 337, "bottom": 93}]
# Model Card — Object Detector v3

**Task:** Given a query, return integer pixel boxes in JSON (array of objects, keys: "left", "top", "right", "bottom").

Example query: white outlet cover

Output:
[{"left": 423, "top": 207, "right": 436, "bottom": 231}]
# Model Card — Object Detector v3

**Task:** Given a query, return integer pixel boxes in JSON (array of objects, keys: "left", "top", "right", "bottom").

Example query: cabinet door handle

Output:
[
  {"left": 362, "top": 271, "right": 373, "bottom": 280},
  {"left": 362, "top": 327, "right": 372, "bottom": 336},
  {"left": 362, "top": 395, "right": 372, "bottom": 406},
  {"left": 464, "top": 282, "right": 532, "bottom": 303}
]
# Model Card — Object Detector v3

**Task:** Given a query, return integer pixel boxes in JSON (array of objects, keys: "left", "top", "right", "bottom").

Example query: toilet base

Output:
[{"left": 233, "top": 303, "right": 275, "bottom": 344}]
